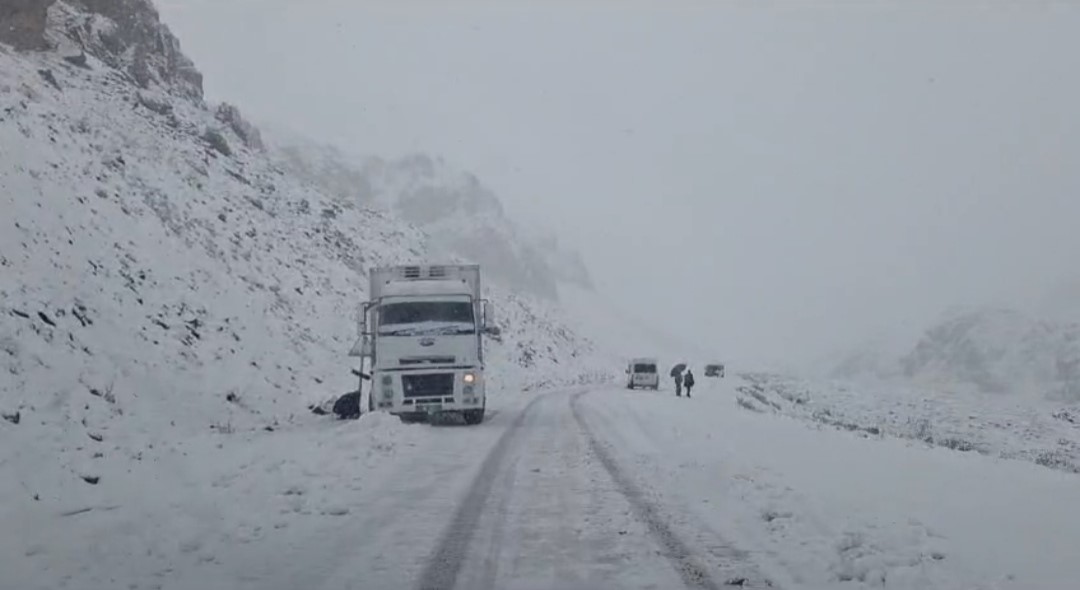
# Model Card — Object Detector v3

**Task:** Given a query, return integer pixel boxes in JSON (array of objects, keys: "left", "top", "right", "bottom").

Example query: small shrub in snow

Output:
[
  {"left": 938, "top": 438, "right": 976, "bottom": 452},
  {"left": 908, "top": 417, "right": 934, "bottom": 443},
  {"left": 737, "top": 397, "right": 762, "bottom": 413}
]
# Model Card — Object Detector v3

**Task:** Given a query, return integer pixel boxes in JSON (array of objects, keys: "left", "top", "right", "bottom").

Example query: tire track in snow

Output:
[
  {"left": 415, "top": 393, "right": 547, "bottom": 590},
  {"left": 571, "top": 391, "right": 723, "bottom": 590}
]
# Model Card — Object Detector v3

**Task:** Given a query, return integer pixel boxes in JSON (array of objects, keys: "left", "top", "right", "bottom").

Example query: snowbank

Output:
[{"left": 579, "top": 381, "right": 1080, "bottom": 589}]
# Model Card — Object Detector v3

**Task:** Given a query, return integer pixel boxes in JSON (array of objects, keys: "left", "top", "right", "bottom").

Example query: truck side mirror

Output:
[{"left": 482, "top": 300, "right": 494, "bottom": 327}]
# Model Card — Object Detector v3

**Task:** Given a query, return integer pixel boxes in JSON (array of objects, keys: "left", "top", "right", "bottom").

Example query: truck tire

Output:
[{"left": 463, "top": 409, "right": 485, "bottom": 425}]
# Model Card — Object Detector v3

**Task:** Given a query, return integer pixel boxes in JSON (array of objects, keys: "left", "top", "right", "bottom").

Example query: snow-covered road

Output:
[
  {"left": 179, "top": 390, "right": 768, "bottom": 590},
  {"left": 10, "top": 379, "right": 1080, "bottom": 590}
]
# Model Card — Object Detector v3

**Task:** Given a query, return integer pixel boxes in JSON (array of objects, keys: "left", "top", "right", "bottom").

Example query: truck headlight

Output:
[{"left": 463, "top": 373, "right": 476, "bottom": 384}]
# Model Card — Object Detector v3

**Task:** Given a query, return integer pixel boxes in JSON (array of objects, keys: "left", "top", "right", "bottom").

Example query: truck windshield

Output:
[
  {"left": 378, "top": 301, "right": 476, "bottom": 336},
  {"left": 634, "top": 363, "right": 657, "bottom": 373}
]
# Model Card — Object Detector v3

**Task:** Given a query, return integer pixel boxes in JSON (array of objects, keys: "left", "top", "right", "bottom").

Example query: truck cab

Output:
[
  {"left": 351, "top": 265, "right": 495, "bottom": 425},
  {"left": 626, "top": 358, "right": 660, "bottom": 390}
]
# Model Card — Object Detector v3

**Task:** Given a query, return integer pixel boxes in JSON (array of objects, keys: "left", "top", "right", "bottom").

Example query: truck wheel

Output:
[{"left": 463, "top": 409, "right": 485, "bottom": 425}]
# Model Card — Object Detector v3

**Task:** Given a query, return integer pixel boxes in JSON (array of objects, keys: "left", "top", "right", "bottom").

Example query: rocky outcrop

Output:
[
  {"left": 54, "top": 0, "right": 202, "bottom": 98},
  {"left": 900, "top": 308, "right": 1080, "bottom": 398},
  {"left": 216, "top": 103, "right": 264, "bottom": 151},
  {"left": 0, "top": 0, "right": 56, "bottom": 50}
]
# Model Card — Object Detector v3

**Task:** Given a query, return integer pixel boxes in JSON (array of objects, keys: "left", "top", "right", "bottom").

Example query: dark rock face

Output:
[
  {"left": 63, "top": 0, "right": 203, "bottom": 98},
  {"left": 0, "top": 0, "right": 57, "bottom": 50}
]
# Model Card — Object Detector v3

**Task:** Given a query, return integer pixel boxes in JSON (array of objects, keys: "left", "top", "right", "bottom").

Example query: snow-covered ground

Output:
[
  {"left": 734, "top": 373, "right": 1080, "bottom": 475},
  {"left": 579, "top": 379, "right": 1080, "bottom": 590},
  {"left": 8, "top": 376, "right": 1078, "bottom": 589}
]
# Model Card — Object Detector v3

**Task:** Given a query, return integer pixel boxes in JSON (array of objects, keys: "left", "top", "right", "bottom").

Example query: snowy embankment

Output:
[
  {"left": 578, "top": 380, "right": 1080, "bottom": 589},
  {"left": 734, "top": 372, "right": 1080, "bottom": 475}
]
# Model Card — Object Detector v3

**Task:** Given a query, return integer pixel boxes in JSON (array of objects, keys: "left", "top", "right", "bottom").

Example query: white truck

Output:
[{"left": 350, "top": 264, "right": 497, "bottom": 425}]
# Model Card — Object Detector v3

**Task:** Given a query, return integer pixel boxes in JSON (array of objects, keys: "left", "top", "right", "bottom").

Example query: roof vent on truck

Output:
[{"left": 394, "top": 265, "right": 455, "bottom": 281}]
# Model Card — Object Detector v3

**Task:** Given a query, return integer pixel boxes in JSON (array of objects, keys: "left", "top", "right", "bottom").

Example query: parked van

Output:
[
  {"left": 626, "top": 358, "right": 660, "bottom": 390},
  {"left": 705, "top": 363, "right": 725, "bottom": 378}
]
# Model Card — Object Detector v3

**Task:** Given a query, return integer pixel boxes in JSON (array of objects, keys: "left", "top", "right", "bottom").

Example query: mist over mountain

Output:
[
  {"left": 833, "top": 306, "right": 1080, "bottom": 401},
  {"left": 273, "top": 138, "right": 594, "bottom": 301}
]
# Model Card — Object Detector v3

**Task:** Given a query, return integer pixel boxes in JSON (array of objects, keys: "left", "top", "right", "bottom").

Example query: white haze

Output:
[{"left": 158, "top": 0, "right": 1080, "bottom": 370}]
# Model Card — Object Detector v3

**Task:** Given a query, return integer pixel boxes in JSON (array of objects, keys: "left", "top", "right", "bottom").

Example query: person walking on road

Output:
[
  {"left": 674, "top": 371, "right": 684, "bottom": 397},
  {"left": 684, "top": 369, "right": 696, "bottom": 398}
]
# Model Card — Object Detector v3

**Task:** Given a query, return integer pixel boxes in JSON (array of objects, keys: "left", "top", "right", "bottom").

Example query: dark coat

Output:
[{"left": 684, "top": 372, "right": 696, "bottom": 388}]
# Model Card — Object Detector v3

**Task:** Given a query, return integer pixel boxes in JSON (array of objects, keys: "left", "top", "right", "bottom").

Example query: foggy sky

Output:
[{"left": 158, "top": 1, "right": 1080, "bottom": 370}]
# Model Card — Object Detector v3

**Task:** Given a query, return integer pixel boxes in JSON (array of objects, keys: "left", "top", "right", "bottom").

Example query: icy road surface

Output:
[
  {"left": 8, "top": 379, "right": 1080, "bottom": 590},
  {"left": 163, "top": 390, "right": 770, "bottom": 590}
]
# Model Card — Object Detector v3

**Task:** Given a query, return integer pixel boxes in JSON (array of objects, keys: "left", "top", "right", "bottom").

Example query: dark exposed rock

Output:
[
  {"left": 62, "top": 51, "right": 89, "bottom": 68},
  {"left": 37, "top": 68, "right": 61, "bottom": 91},
  {"left": 0, "top": 0, "right": 56, "bottom": 51},
  {"left": 59, "top": 0, "right": 203, "bottom": 99}
]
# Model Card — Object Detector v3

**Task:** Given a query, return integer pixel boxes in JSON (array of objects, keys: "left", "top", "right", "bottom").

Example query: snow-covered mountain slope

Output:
[
  {"left": 274, "top": 139, "right": 594, "bottom": 300},
  {"left": 1, "top": 0, "right": 615, "bottom": 568},
  {"left": 901, "top": 308, "right": 1080, "bottom": 398},
  {"left": 832, "top": 307, "right": 1080, "bottom": 401}
]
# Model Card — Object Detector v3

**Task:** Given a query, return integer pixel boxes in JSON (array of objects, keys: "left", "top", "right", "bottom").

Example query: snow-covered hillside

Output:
[{"left": 1, "top": 2, "right": 618, "bottom": 579}]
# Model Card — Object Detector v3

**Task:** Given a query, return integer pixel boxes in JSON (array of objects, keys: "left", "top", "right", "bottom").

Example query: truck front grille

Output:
[
  {"left": 400, "top": 356, "right": 456, "bottom": 366},
  {"left": 402, "top": 373, "right": 454, "bottom": 399}
]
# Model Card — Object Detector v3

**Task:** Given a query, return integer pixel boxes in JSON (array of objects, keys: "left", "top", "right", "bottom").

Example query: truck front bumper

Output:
[{"left": 372, "top": 368, "right": 485, "bottom": 414}]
